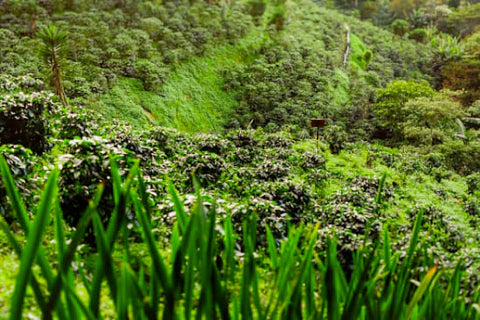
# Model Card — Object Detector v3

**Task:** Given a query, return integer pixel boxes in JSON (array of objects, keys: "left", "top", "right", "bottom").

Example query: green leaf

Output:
[{"left": 9, "top": 168, "right": 59, "bottom": 320}]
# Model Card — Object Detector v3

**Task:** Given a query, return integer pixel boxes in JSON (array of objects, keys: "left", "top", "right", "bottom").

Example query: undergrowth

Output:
[{"left": 1, "top": 156, "right": 479, "bottom": 319}]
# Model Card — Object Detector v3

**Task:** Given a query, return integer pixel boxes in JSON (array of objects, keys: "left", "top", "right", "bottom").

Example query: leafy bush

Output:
[
  {"left": 133, "top": 59, "right": 168, "bottom": 92},
  {"left": 392, "top": 19, "right": 409, "bottom": 37},
  {"left": 322, "top": 124, "right": 349, "bottom": 154},
  {"left": 301, "top": 151, "right": 326, "bottom": 170},
  {"left": 2, "top": 159, "right": 478, "bottom": 319},
  {"left": 0, "top": 91, "right": 58, "bottom": 154},
  {"left": 373, "top": 80, "right": 435, "bottom": 141},
  {"left": 360, "top": 1, "right": 378, "bottom": 20},
  {"left": 437, "top": 140, "right": 480, "bottom": 174},
  {"left": 408, "top": 28, "right": 428, "bottom": 43},
  {"left": 255, "top": 159, "right": 290, "bottom": 180},
  {"left": 246, "top": 0, "right": 267, "bottom": 25},
  {"left": 0, "top": 145, "right": 37, "bottom": 224},
  {"left": 466, "top": 173, "right": 480, "bottom": 195},
  {"left": 441, "top": 59, "right": 480, "bottom": 106},
  {"left": 57, "top": 137, "right": 128, "bottom": 229},
  {"left": 0, "top": 74, "right": 43, "bottom": 92},
  {"left": 402, "top": 94, "right": 464, "bottom": 145},
  {"left": 50, "top": 105, "right": 100, "bottom": 140}
]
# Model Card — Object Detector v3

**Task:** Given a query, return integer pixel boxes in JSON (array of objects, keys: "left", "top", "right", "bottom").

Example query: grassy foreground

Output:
[{"left": 1, "top": 155, "right": 479, "bottom": 319}]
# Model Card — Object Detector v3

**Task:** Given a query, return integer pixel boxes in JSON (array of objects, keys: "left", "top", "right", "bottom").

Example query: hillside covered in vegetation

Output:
[{"left": 0, "top": 0, "right": 479, "bottom": 318}]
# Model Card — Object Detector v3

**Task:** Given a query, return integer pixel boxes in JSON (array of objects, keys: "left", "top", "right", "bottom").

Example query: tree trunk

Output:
[
  {"left": 30, "top": 16, "right": 37, "bottom": 35},
  {"left": 52, "top": 58, "right": 67, "bottom": 106}
]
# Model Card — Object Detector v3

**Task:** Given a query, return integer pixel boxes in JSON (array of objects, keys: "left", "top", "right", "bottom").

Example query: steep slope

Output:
[
  {"left": 0, "top": 0, "right": 432, "bottom": 132},
  {"left": 95, "top": 33, "right": 265, "bottom": 132}
]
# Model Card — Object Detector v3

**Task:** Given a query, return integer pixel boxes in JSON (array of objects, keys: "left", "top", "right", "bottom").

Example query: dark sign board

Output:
[{"left": 311, "top": 119, "right": 326, "bottom": 128}]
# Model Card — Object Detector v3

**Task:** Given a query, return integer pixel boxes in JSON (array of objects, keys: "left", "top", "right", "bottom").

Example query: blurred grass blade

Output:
[
  {"left": 1, "top": 156, "right": 68, "bottom": 319},
  {"left": 45, "top": 184, "right": 104, "bottom": 318},
  {"left": 168, "top": 180, "right": 187, "bottom": 233},
  {"left": 266, "top": 225, "right": 278, "bottom": 270},
  {"left": 375, "top": 172, "right": 387, "bottom": 206},
  {"left": 63, "top": 281, "right": 96, "bottom": 320},
  {"left": 0, "top": 219, "right": 46, "bottom": 311},
  {"left": 92, "top": 210, "right": 118, "bottom": 302},
  {"left": 9, "top": 168, "right": 59, "bottom": 320},
  {"left": 406, "top": 266, "right": 437, "bottom": 320},
  {"left": 131, "top": 189, "right": 175, "bottom": 318},
  {"left": 0, "top": 155, "right": 30, "bottom": 232}
]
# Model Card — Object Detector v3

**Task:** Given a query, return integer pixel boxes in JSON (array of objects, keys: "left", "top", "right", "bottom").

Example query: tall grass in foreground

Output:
[{"left": 1, "top": 155, "right": 479, "bottom": 319}]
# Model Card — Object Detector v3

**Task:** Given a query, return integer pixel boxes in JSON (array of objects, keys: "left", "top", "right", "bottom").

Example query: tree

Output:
[
  {"left": 409, "top": 9, "right": 426, "bottom": 29},
  {"left": 441, "top": 59, "right": 480, "bottom": 105},
  {"left": 443, "top": 3, "right": 480, "bottom": 37},
  {"left": 392, "top": 19, "right": 409, "bottom": 37},
  {"left": 391, "top": 0, "right": 415, "bottom": 18},
  {"left": 464, "top": 31, "right": 480, "bottom": 59},
  {"left": 408, "top": 28, "right": 427, "bottom": 43},
  {"left": 448, "top": 0, "right": 460, "bottom": 9},
  {"left": 403, "top": 94, "right": 464, "bottom": 145},
  {"left": 373, "top": 80, "right": 435, "bottom": 140},
  {"left": 360, "top": 1, "right": 378, "bottom": 20},
  {"left": 38, "top": 25, "right": 68, "bottom": 105}
]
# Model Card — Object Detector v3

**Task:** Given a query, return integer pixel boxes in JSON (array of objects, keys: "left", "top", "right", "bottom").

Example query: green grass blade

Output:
[
  {"left": 131, "top": 189, "right": 175, "bottom": 318},
  {"left": 92, "top": 210, "right": 118, "bottom": 302},
  {"left": 168, "top": 181, "right": 188, "bottom": 233},
  {"left": 265, "top": 225, "right": 278, "bottom": 270},
  {"left": 0, "top": 219, "right": 47, "bottom": 311},
  {"left": 406, "top": 266, "right": 437, "bottom": 320},
  {"left": 0, "top": 156, "right": 68, "bottom": 319},
  {"left": 90, "top": 163, "right": 135, "bottom": 316},
  {"left": 63, "top": 280, "right": 97, "bottom": 320},
  {"left": 324, "top": 238, "right": 345, "bottom": 320},
  {"left": 54, "top": 200, "right": 80, "bottom": 320},
  {"left": 0, "top": 155, "right": 30, "bottom": 232},
  {"left": 44, "top": 200, "right": 97, "bottom": 317},
  {"left": 117, "top": 257, "right": 129, "bottom": 320},
  {"left": 9, "top": 168, "right": 58, "bottom": 320}
]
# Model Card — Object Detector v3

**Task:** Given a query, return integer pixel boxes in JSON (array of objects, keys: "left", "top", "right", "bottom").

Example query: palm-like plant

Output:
[
  {"left": 431, "top": 33, "right": 464, "bottom": 61},
  {"left": 37, "top": 25, "right": 68, "bottom": 106}
]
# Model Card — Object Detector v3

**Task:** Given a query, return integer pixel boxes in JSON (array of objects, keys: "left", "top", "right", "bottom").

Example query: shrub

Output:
[
  {"left": 0, "top": 91, "right": 58, "bottom": 154},
  {"left": 50, "top": 105, "right": 100, "bottom": 140},
  {"left": 255, "top": 159, "right": 290, "bottom": 180},
  {"left": 301, "top": 151, "right": 326, "bottom": 170},
  {"left": 392, "top": 19, "right": 409, "bottom": 37},
  {"left": 246, "top": 0, "right": 267, "bottom": 25},
  {"left": 373, "top": 80, "right": 435, "bottom": 141},
  {"left": 0, "top": 74, "right": 43, "bottom": 92},
  {"left": 441, "top": 59, "right": 480, "bottom": 106},
  {"left": 0, "top": 144, "right": 37, "bottom": 224},
  {"left": 466, "top": 173, "right": 480, "bottom": 195},
  {"left": 57, "top": 137, "right": 130, "bottom": 230},
  {"left": 133, "top": 59, "right": 168, "bottom": 92},
  {"left": 408, "top": 28, "right": 428, "bottom": 43},
  {"left": 438, "top": 140, "right": 480, "bottom": 174},
  {"left": 360, "top": 1, "right": 378, "bottom": 20},
  {"left": 322, "top": 125, "right": 349, "bottom": 154},
  {"left": 192, "top": 134, "right": 233, "bottom": 155},
  {"left": 402, "top": 95, "right": 464, "bottom": 145},
  {"left": 173, "top": 151, "right": 227, "bottom": 187}
]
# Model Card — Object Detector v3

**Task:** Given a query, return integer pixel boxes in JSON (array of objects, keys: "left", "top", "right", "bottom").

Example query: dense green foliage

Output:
[
  {"left": 1, "top": 157, "right": 480, "bottom": 319},
  {"left": 0, "top": 0, "right": 479, "bottom": 317}
]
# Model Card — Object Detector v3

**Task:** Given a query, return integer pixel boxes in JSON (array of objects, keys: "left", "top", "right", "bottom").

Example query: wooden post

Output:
[
  {"left": 311, "top": 119, "right": 326, "bottom": 153},
  {"left": 343, "top": 24, "right": 351, "bottom": 66}
]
